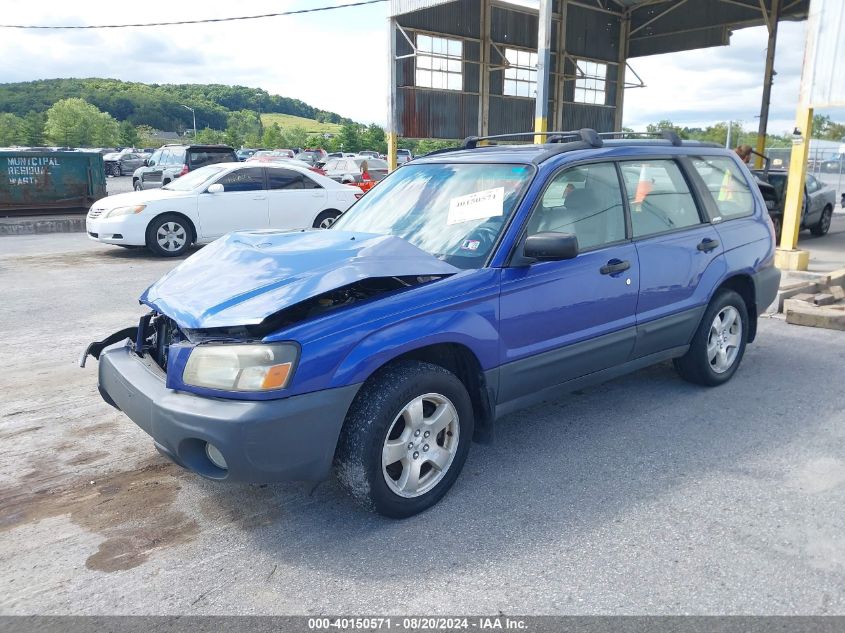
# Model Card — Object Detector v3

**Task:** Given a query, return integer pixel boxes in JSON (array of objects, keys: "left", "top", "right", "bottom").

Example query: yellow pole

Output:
[
  {"left": 387, "top": 132, "right": 398, "bottom": 172},
  {"left": 774, "top": 105, "right": 812, "bottom": 271}
]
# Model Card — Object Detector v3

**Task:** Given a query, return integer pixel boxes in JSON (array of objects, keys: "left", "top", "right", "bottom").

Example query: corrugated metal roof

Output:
[{"left": 391, "top": 0, "right": 459, "bottom": 16}]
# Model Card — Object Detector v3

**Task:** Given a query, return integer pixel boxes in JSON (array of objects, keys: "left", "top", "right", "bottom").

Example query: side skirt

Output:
[{"left": 494, "top": 345, "right": 689, "bottom": 419}]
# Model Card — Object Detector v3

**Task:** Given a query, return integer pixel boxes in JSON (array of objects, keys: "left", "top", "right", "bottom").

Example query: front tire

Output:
[
  {"left": 313, "top": 209, "right": 341, "bottom": 229},
  {"left": 146, "top": 214, "right": 192, "bottom": 257},
  {"left": 335, "top": 361, "right": 474, "bottom": 518},
  {"left": 133, "top": 179, "right": 143, "bottom": 191},
  {"left": 811, "top": 205, "right": 833, "bottom": 236},
  {"left": 674, "top": 289, "right": 748, "bottom": 386}
]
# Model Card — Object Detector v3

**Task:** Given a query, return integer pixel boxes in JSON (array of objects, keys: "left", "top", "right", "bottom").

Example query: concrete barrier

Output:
[{"left": 0, "top": 215, "right": 87, "bottom": 236}]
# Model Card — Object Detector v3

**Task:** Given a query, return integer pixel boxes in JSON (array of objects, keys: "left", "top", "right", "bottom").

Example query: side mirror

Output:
[
  {"left": 207, "top": 183, "right": 224, "bottom": 194},
  {"left": 523, "top": 232, "right": 579, "bottom": 261},
  {"left": 143, "top": 159, "right": 150, "bottom": 166}
]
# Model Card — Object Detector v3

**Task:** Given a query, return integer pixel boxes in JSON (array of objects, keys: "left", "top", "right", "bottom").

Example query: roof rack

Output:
[
  {"left": 461, "top": 128, "right": 603, "bottom": 150},
  {"left": 597, "top": 130, "right": 683, "bottom": 146}
]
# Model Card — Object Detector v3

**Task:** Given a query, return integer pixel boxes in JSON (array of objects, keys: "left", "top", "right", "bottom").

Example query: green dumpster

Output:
[{"left": 0, "top": 151, "right": 107, "bottom": 212}]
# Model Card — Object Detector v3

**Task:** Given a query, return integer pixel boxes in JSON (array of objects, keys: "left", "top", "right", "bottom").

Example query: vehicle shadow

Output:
[{"left": 190, "top": 325, "right": 838, "bottom": 580}]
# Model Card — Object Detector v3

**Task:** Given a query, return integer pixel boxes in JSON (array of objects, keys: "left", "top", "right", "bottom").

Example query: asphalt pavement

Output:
[{"left": 0, "top": 234, "right": 843, "bottom": 615}]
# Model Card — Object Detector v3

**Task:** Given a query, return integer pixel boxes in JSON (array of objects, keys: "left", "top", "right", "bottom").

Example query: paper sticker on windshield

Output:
[
  {"left": 461, "top": 239, "right": 481, "bottom": 251},
  {"left": 447, "top": 187, "right": 505, "bottom": 225}
]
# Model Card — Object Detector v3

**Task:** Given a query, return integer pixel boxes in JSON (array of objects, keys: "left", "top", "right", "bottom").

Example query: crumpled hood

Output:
[{"left": 140, "top": 230, "right": 460, "bottom": 330}]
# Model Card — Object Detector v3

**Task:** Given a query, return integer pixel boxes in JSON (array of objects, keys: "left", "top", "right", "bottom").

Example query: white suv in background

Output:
[{"left": 87, "top": 162, "right": 362, "bottom": 257}]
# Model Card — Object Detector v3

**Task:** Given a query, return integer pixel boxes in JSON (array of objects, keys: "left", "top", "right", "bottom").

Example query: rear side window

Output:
[
  {"left": 620, "top": 160, "right": 702, "bottom": 237},
  {"left": 168, "top": 148, "right": 186, "bottom": 166},
  {"left": 190, "top": 150, "right": 236, "bottom": 168},
  {"left": 689, "top": 156, "right": 754, "bottom": 221}
]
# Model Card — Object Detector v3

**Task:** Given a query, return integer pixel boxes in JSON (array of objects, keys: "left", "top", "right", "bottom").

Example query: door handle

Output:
[
  {"left": 600, "top": 259, "right": 631, "bottom": 275},
  {"left": 312, "top": 191, "right": 323, "bottom": 197},
  {"left": 697, "top": 238, "right": 720, "bottom": 252},
  {"left": 252, "top": 195, "right": 267, "bottom": 200}
]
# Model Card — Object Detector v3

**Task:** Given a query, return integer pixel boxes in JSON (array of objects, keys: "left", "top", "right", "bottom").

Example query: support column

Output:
[
  {"left": 478, "top": 0, "right": 491, "bottom": 137},
  {"left": 534, "top": 0, "right": 553, "bottom": 144},
  {"left": 387, "top": 16, "right": 398, "bottom": 171},
  {"left": 775, "top": 105, "right": 813, "bottom": 271},
  {"left": 755, "top": 0, "right": 781, "bottom": 169},
  {"left": 554, "top": 0, "right": 568, "bottom": 131},
  {"left": 614, "top": 10, "right": 630, "bottom": 131}
]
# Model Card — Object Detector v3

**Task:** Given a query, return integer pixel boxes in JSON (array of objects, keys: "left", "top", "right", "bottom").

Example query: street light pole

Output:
[{"left": 181, "top": 104, "right": 196, "bottom": 139}]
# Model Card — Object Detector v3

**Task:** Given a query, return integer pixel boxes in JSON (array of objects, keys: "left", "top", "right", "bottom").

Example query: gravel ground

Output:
[
  {"left": 106, "top": 175, "right": 134, "bottom": 196},
  {"left": 0, "top": 234, "right": 843, "bottom": 615}
]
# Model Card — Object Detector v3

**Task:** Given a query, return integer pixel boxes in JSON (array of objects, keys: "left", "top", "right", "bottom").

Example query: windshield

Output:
[
  {"left": 331, "top": 162, "right": 534, "bottom": 269},
  {"left": 162, "top": 165, "right": 228, "bottom": 191}
]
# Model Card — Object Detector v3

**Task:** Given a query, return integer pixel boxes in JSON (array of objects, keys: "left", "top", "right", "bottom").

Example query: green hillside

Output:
[
  {"left": 261, "top": 113, "right": 343, "bottom": 134},
  {"left": 0, "top": 78, "right": 353, "bottom": 133}
]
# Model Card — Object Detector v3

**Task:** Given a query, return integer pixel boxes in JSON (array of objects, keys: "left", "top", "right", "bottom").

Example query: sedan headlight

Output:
[
  {"left": 182, "top": 343, "right": 298, "bottom": 392},
  {"left": 104, "top": 204, "right": 146, "bottom": 218}
]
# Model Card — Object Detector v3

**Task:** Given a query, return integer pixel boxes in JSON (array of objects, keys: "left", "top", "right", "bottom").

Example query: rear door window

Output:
[
  {"left": 689, "top": 156, "right": 754, "bottom": 221},
  {"left": 620, "top": 159, "right": 703, "bottom": 237},
  {"left": 267, "top": 169, "right": 324, "bottom": 190}
]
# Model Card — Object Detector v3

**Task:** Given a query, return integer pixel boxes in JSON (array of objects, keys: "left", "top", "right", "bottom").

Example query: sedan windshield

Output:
[
  {"left": 162, "top": 165, "right": 228, "bottom": 191},
  {"left": 331, "top": 162, "right": 534, "bottom": 269}
]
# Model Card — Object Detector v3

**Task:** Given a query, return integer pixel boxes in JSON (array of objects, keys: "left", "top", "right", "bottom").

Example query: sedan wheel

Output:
[
  {"left": 382, "top": 393, "right": 460, "bottom": 498},
  {"left": 812, "top": 206, "right": 833, "bottom": 236},
  {"left": 133, "top": 180, "right": 143, "bottom": 191},
  {"left": 146, "top": 214, "right": 192, "bottom": 257}
]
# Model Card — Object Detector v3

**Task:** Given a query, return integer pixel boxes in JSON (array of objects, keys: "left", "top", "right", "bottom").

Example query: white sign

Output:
[
  {"left": 803, "top": 0, "right": 845, "bottom": 108},
  {"left": 447, "top": 187, "right": 505, "bottom": 225}
]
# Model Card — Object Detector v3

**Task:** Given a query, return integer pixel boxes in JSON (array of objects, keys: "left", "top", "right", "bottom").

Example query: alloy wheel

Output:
[
  {"left": 382, "top": 393, "right": 460, "bottom": 498},
  {"left": 707, "top": 306, "right": 742, "bottom": 373}
]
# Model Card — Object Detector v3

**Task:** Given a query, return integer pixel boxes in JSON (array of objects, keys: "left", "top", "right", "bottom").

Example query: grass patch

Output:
[{"left": 260, "top": 113, "right": 343, "bottom": 133}]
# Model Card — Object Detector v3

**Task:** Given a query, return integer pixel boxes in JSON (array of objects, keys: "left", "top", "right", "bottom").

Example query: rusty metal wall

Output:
[
  {"left": 565, "top": 2, "right": 620, "bottom": 61},
  {"left": 397, "top": 89, "right": 480, "bottom": 139},
  {"left": 396, "top": 0, "right": 481, "bottom": 39},
  {"left": 0, "top": 151, "right": 106, "bottom": 211}
]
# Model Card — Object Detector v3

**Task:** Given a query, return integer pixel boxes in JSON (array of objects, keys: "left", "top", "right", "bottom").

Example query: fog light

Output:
[{"left": 205, "top": 442, "right": 227, "bottom": 470}]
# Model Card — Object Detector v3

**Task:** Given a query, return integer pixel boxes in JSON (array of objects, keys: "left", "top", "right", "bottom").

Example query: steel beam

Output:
[
  {"left": 614, "top": 9, "right": 630, "bottom": 131},
  {"left": 387, "top": 16, "right": 398, "bottom": 171},
  {"left": 755, "top": 0, "right": 781, "bottom": 168},
  {"left": 534, "top": 0, "right": 553, "bottom": 144},
  {"left": 478, "top": 0, "right": 491, "bottom": 136}
]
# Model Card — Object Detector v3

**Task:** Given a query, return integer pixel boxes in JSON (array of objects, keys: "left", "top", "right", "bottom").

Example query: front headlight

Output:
[
  {"left": 182, "top": 343, "right": 298, "bottom": 392},
  {"left": 104, "top": 204, "right": 146, "bottom": 218}
]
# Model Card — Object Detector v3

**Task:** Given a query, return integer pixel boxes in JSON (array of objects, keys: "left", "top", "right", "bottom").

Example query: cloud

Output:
[{"left": 1, "top": 1, "right": 842, "bottom": 133}]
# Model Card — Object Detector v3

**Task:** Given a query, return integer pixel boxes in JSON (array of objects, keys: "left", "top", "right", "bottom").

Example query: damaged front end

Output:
[{"left": 79, "top": 312, "right": 185, "bottom": 370}]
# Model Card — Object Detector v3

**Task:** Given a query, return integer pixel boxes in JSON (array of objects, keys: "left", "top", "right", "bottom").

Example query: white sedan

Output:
[{"left": 86, "top": 162, "right": 363, "bottom": 257}]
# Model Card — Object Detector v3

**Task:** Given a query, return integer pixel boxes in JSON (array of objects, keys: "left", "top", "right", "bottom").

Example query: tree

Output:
[
  {"left": 284, "top": 125, "right": 309, "bottom": 149},
  {"left": 262, "top": 123, "right": 285, "bottom": 148},
  {"left": 335, "top": 122, "right": 362, "bottom": 153},
  {"left": 119, "top": 120, "right": 140, "bottom": 147},
  {"left": 135, "top": 124, "right": 158, "bottom": 148},
  {"left": 0, "top": 113, "right": 23, "bottom": 146},
  {"left": 360, "top": 123, "right": 387, "bottom": 153},
  {"left": 44, "top": 98, "right": 120, "bottom": 147},
  {"left": 195, "top": 127, "right": 226, "bottom": 144},
  {"left": 415, "top": 138, "right": 457, "bottom": 155},
  {"left": 21, "top": 111, "right": 46, "bottom": 145},
  {"left": 225, "top": 110, "right": 263, "bottom": 148}
]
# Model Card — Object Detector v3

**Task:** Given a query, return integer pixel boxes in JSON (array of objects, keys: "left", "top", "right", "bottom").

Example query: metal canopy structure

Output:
[{"left": 387, "top": 0, "right": 809, "bottom": 148}]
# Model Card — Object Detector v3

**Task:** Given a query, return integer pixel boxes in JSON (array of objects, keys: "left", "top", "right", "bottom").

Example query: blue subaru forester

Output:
[{"left": 84, "top": 130, "right": 780, "bottom": 517}]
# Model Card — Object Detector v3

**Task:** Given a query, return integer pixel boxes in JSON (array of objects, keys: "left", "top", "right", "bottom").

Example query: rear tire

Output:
[
  {"left": 673, "top": 289, "right": 748, "bottom": 387},
  {"left": 133, "top": 179, "right": 143, "bottom": 191},
  {"left": 811, "top": 205, "right": 833, "bottom": 236},
  {"left": 313, "top": 209, "right": 341, "bottom": 229},
  {"left": 335, "top": 361, "right": 474, "bottom": 518},
  {"left": 145, "top": 213, "right": 192, "bottom": 257}
]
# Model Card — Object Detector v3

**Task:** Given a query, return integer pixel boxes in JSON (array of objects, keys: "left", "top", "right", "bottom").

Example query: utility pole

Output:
[{"left": 181, "top": 104, "right": 196, "bottom": 139}]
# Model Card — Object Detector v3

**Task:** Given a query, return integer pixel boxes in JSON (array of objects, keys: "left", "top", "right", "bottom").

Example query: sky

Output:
[{"left": 0, "top": 0, "right": 842, "bottom": 136}]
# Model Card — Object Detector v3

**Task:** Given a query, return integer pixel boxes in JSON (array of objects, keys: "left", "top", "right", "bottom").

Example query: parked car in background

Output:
[
  {"left": 295, "top": 149, "right": 327, "bottom": 167},
  {"left": 326, "top": 152, "right": 357, "bottom": 159},
  {"left": 132, "top": 144, "right": 237, "bottom": 191},
  {"left": 246, "top": 154, "right": 328, "bottom": 177},
  {"left": 236, "top": 148, "right": 266, "bottom": 162},
  {"left": 323, "top": 157, "right": 389, "bottom": 184},
  {"left": 247, "top": 150, "right": 296, "bottom": 162},
  {"left": 85, "top": 133, "right": 780, "bottom": 518},
  {"left": 357, "top": 150, "right": 380, "bottom": 159},
  {"left": 820, "top": 153, "right": 845, "bottom": 173},
  {"left": 396, "top": 148, "right": 413, "bottom": 164},
  {"left": 88, "top": 162, "right": 361, "bottom": 256},
  {"left": 103, "top": 151, "right": 146, "bottom": 177},
  {"left": 752, "top": 169, "right": 835, "bottom": 238}
]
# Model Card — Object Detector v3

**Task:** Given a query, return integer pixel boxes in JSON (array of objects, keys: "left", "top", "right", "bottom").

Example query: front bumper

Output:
[
  {"left": 86, "top": 214, "right": 148, "bottom": 245},
  {"left": 97, "top": 342, "right": 361, "bottom": 482}
]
